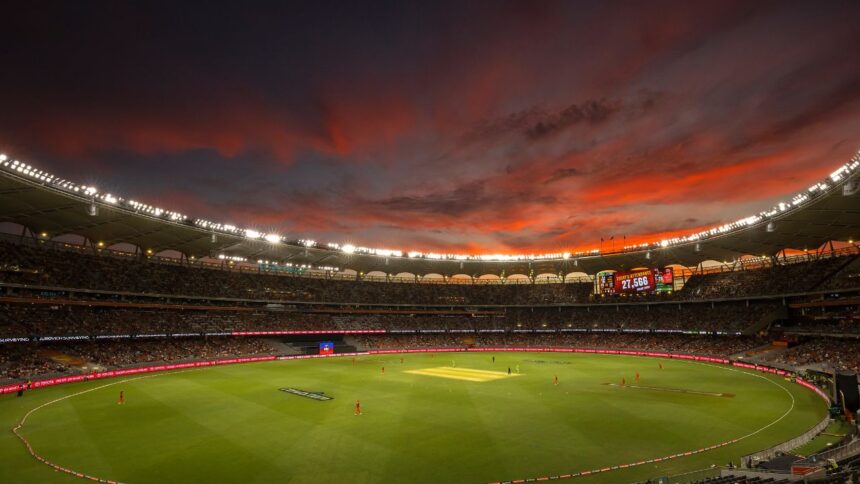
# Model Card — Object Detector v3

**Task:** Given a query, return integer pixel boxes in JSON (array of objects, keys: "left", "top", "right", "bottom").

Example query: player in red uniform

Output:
[
  {"left": 354, "top": 400, "right": 362, "bottom": 415},
  {"left": 659, "top": 362, "right": 663, "bottom": 370},
  {"left": 635, "top": 372, "right": 640, "bottom": 383},
  {"left": 118, "top": 390, "right": 125, "bottom": 405},
  {"left": 381, "top": 366, "right": 385, "bottom": 375},
  {"left": 621, "top": 377, "right": 626, "bottom": 386}
]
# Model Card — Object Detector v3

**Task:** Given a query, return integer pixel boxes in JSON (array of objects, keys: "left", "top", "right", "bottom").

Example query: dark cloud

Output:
[
  {"left": 525, "top": 99, "right": 621, "bottom": 140},
  {"left": 370, "top": 180, "right": 557, "bottom": 218},
  {"left": 544, "top": 167, "right": 586, "bottom": 184}
]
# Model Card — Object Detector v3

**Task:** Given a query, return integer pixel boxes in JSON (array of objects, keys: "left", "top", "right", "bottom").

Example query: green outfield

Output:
[{"left": 0, "top": 353, "right": 828, "bottom": 483}]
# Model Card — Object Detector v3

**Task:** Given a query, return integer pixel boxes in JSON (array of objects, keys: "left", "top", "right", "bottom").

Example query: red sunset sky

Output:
[{"left": 1, "top": 1, "right": 859, "bottom": 253}]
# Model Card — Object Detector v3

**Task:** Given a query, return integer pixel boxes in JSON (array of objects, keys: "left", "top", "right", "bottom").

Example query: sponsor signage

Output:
[{"left": 279, "top": 388, "right": 333, "bottom": 401}]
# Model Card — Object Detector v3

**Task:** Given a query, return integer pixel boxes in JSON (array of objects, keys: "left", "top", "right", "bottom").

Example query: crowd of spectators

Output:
[
  {"left": 763, "top": 338, "right": 860, "bottom": 373},
  {"left": 2, "top": 241, "right": 856, "bottom": 307},
  {"left": 677, "top": 256, "right": 853, "bottom": 299},
  {"left": 776, "top": 314, "right": 860, "bottom": 336},
  {"left": 0, "top": 241, "right": 595, "bottom": 305},
  {"left": 1, "top": 332, "right": 762, "bottom": 383},
  {"left": 0, "top": 337, "right": 277, "bottom": 382},
  {"left": 0, "top": 344, "right": 69, "bottom": 381},
  {"left": 819, "top": 256, "right": 860, "bottom": 291},
  {"left": 5, "top": 330, "right": 858, "bottom": 384},
  {"left": 354, "top": 333, "right": 761, "bottom": 357},
  {"left": 0, "top": 299, "right": 777, "bottom": 337}
]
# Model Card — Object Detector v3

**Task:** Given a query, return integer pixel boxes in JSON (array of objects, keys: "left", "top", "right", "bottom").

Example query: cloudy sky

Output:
[{"left": 1, "top": 0, "right": 859, "bottom": 253}]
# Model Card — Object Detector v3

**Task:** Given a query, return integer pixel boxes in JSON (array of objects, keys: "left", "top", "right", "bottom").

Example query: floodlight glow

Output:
[
  {"left": 342, "top": 244, "right": 356, "bottom": 254},
  {"left": 264, "top": 233, "right": 281, "bottom": 243}
]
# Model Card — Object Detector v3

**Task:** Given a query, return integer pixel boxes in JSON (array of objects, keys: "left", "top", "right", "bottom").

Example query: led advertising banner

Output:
[
  {"left": 654, "top": 267, "right": 674, "bottom": 292},
  {"left": 596, "top": 272, "right": 615, "bottom": 294}
]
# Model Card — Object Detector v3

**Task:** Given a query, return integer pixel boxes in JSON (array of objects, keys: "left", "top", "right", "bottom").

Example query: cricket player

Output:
[
  {"left": 354, "top": 400, "right": 362, "bottom": 415},
  {"left": 118, "top": 391, "right": 125, "bottom": 405}
]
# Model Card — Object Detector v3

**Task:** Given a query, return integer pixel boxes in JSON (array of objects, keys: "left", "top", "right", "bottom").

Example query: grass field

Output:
[{"left": 0, "top": 352, "right": 827, "bottom": 483}]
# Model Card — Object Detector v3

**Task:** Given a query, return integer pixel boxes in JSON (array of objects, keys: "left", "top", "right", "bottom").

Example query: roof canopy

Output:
[{"left": 1, "top": 157, "right": 858, "bottom": 277}]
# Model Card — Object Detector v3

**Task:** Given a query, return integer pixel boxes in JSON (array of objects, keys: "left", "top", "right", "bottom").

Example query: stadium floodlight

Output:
[
  {"left": 245, "top": 229, "right": 261, "bottom": 239},
  {"left": 0, "top": 154, "right": 6, "bottom": 161},
  {"left": 264, "top": 234, "right": 281, "bottom": 243},
  {"left": 342, "top": 244, "right": 356, "bottom": 254}
]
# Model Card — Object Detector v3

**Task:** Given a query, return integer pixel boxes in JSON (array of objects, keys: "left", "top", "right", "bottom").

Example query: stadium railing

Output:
[
  {"left": 794, "top": 435, "right": 860, "bottom": 470},
  {"left": 741, "top": 416, "right": 831, "bottom": 467}
]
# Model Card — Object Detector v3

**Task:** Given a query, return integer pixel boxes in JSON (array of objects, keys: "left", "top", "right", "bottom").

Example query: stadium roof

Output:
[{"left": 0, "top": 151, "right": 859, "bottom": 277}]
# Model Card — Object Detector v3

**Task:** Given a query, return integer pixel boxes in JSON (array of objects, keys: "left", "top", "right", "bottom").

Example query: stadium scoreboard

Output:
[{"left": 597, "top": 268, "right": 674, "bottom": 295}]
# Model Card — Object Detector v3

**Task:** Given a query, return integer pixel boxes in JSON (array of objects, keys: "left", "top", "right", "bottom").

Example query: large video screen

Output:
[{"left": 599, "top": 268, "right": 674, "bottom": 295}]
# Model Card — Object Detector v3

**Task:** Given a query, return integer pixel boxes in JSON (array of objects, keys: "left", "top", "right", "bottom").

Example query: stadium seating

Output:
[
  {"left": 1, "top": 240, "right": 857, "bottom": 305},
  {"left": 2, "top": 239, "right": 860, "bottom": 386}
]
